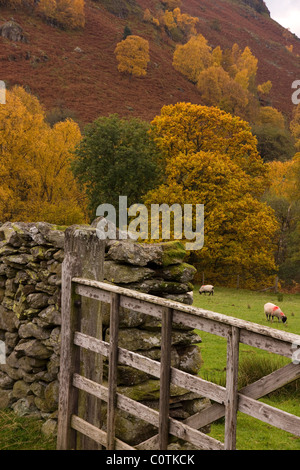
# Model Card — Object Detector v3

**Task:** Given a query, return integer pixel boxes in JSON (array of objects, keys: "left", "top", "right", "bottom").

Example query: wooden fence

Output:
[{"left": 56, "top": 274, "right": 300, "bottom": 450}]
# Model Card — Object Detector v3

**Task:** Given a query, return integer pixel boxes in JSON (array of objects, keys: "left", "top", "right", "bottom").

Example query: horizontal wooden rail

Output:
[
  {"left": 72, "top": 373, "right": 224, "bottom": 450},
  {"left": 74, "top": 331, "right": 300, "bottom": 439},
  {"left": 71, "top": 415, "right": 135, "bottom": 450},
  {"left": 74, "top": 278, "right": 300, "bottom": 358},
  {"left": 184, "top": 362, "right": 300, "bottom": 430},
  {"left": 74, "top": 331, "right": 226, "bottom": 404}
]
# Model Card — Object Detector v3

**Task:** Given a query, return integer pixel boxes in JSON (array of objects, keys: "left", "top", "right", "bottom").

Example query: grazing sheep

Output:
[
  {"left": 199, "top": 285, "right": 214, "bottom": 296},
  {"left": 264, "top": 302, "right": 287, "bottom": 323}
]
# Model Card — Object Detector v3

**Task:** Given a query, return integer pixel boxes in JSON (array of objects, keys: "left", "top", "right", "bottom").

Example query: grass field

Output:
[
  {"left": 0, "top": 286, "right": 299, "bottom": 450},
  {"left": 193, "top": 285, "right": 300, "bottom": 450},
  {"left": 0, "top": 409, "right": 56, "bottom": 450}
]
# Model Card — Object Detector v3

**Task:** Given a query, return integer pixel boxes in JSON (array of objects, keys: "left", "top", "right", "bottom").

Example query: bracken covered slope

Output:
[{"left": 0, "top": 0, "right": 299, "bottom": 124}]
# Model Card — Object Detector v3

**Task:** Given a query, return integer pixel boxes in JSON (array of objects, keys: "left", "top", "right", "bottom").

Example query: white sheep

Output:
[
  {"left": 264, "top": 302, "right": 287, "bottom": 323},
  {"left": 199, "top": 285, "right": 214, "bottom": 296}
]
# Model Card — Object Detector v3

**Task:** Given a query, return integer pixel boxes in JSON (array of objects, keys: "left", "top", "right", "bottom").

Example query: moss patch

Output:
[{"left": 161, "top": 241, "right": 186, "bottom": 267}]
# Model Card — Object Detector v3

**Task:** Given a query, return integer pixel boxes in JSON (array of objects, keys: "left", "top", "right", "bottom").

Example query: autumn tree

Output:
[
  {"left": 252, "top": 108, "right": 294, "bottom": 162},
  {"left": 231, "top": 45, "right": 258, "bottom": 92},
  {"left": 0, "top": 86, "right": 86, "bottom": 224},
  {"left": 264, "top": 155, "right": 300, "bottom": 284},
  {"left": 290, "top": 104, "right": 300, "bottom": 150},
  {"left": 257, "top": 80, "right": 272, "bottom": 98},
  {"left": 172, "top": 34, "right": 212, "bottom": 83},
  {"left": 257, "top": 106, "right": 286, "bottom": 129},
  {"left": 150, "top": 102, "right": 267, "bottom": 193},
  {"left": 37, "top": 0, "right": 85, "bottom": 29},
  {"left": 114, "top": 35, "right": 150, "bottom": 77},
  {"left": 145, "top": 103, "right": 278, "bottom": 287},
  {"left": 196, "top": 65, "right": 252, "bottom": 120}
]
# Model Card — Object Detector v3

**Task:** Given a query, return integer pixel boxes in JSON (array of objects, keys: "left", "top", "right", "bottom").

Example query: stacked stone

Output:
[
  {"left": 0, "top": 222, "right": 64, "bottom": 434},
  {"left": 0, "top": 221, "right": 209, "bottom": 447},
  {"left": 101, "top": 238, "right": 209, "bottom": 446}
]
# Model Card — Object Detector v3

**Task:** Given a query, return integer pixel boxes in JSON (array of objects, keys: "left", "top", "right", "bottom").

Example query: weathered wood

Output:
[
  {"left": 238, "top": 394, "right": 300, "bottom": 436},
  {"left": 184, "top": 362, "right": 300, "bottom": 431},
  {"left": 72, "top": 278, "right": 300, "bottom": 355},
  {"left": 106, "top": 292, "right": 120, "bottom": 450},
  {"left": 75, "top": 283, "right": 111, "bottom": 304},
  {"left": 64, "top": 276, "right": 300, "bottom": 451},
  {"left": 57, "top": 227, "right": 105, "bottom": 451},
  {"left": 159, "top": 308, "right": 173, "bottom": 450},
  {"left": 56, "top": 255, "right": 81, "bottom": 450},
  {"left": 239, "top": 329, "right": 293, "bottom": 358},
  {"left": 73, "top": 331, "right": 226, "bottom": 404},
  {"left": 239, "top": 362, "right": 300, "bottom": 398},
  {"left": 71, "top": 415, "right": 135, "bottom": 450},
  {"left": 224, "top": 326, "right": 240, "bottom": 450},
  {"left": 73, "top": 373, "right": 224, "bottom": 450},
  {"left": 184, "top": 402, "right": 225, "bottom": 430}
]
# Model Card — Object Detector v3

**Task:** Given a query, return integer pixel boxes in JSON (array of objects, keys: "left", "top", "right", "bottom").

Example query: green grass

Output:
[
  {"left": 0, "top": 410, "right": 56, "bottom": 450},
  {"left": 193, "top": 285, "right": 300, "bottom": 450}
]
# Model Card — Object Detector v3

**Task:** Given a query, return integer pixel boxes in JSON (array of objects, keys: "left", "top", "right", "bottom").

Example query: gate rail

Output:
[{"left": 57, "top": 276, "right": 300, "bottom": 450}]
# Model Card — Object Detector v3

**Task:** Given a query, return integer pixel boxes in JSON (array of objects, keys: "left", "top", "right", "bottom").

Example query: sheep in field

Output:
[
  {"left": 199, "top": 285, "right": 214, "bottom": 296},
  {"left": 264, "top": 302, "right": 287, "bottom": 323}
]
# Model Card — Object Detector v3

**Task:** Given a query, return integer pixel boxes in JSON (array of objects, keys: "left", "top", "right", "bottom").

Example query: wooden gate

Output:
[{"left": 57, "top": 272, "right": 300, "bottom": 450}]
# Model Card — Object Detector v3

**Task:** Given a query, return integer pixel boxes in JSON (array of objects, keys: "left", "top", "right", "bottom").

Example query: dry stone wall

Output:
[{"left": 0, "top": 221, "right": 209, "bottom": 446}]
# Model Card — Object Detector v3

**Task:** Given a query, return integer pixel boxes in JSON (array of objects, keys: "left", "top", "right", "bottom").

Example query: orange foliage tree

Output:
[
  {"left": 37, "top": 0, "right": 85, "bottom": 29},
  {"left": 114, "top": 35, "right": 150, "bottom": 77},
  {"left": 0, "top": 87, "right": 86, "bottom": 224},
  {"left": 172, "top": 34, "right": 212, "bottom": 83},
  {"left": 146, "top": 103, "right": 278, "bottom": 287}
]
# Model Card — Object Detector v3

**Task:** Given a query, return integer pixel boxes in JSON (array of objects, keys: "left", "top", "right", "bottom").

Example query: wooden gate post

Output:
[
  {"left": 159, "top": 307, "right": 173, "bottom": 450},
  {"left": 224, "top": 326, "right": 240, "bottom": 450},
  {"left": 106, "top": 292, "right": 120, "bottom": 450},
  {"left": 57, "top": 226, "right": 105, "bottom": 450}
]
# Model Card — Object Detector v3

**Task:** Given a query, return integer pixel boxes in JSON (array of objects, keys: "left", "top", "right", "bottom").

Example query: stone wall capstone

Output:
[{"left": 0, "top": 221, "right": 209, "bottom": 447}]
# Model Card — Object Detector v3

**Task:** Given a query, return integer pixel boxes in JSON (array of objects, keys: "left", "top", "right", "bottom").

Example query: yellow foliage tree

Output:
[
  {"left": 290, "top": 104, "right": 300, "bottom": 150},
  {"left": 212, "top": 46, "right": 223, "bottom": 66},
  {"left": 150, "top": 102, "right": 267, "bottom": 195},
  {"left": 144, "top": 147, "right": 278, "bottom": 288},
  {"left": 114, "top": 35, "right": 150, "bottom": 77},
  {"left": 196, "top": 65, "right": 251, "bottom": 119},
  {"left": 37, "top": 0, "right": 85, "bottom": 29},
  {"left": 230, "top": 45, "right": 258, "bottom": 91},
  {"left": 257, "top": 80, "right": 272, "bottom": 96},
  {"left": 257, "top": 106, "right": 286, "bottom": 129},
  {"left": 266, "top": 159, "right": 297, "bottom": 201},
  {"left": 172, "top": 34, "right": 212, "bottom": 83},
  {"left": 0, "top": 87, "right": 86, "bottom": 224},
  {"left": 173, "top": 8, "right": 198, "bottom": 37}
]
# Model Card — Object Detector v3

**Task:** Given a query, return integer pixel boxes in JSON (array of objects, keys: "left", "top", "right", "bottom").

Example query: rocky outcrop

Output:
[{"left": 0, "top": 21, "right": 28, "bottom": 43}]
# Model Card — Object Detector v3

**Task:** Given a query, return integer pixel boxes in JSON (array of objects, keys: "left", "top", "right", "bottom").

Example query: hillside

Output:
[{"left": 0, "top": 0, "right": 299, "bottom": 125}]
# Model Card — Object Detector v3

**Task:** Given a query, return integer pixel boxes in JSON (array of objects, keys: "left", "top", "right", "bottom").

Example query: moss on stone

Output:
[{"left": 161, "top": 241, "right": 186, "bottom": 267}]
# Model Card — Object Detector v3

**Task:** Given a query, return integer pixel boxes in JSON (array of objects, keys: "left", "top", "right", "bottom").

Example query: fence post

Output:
[
  {"left": 224, "top": 326, "right": 240, "bottom": 450},
  {"left": 107, "top": 292, "right": 120, "bottom": 450},
  {"left": 57, "top": 226, "right": 105, "bottom": 450},
  {"left": 159, "top": 307, "right": 173, "bottom": 450},
  {"left": 57, "top": 246, "right": 81, "bottom": 450}
]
